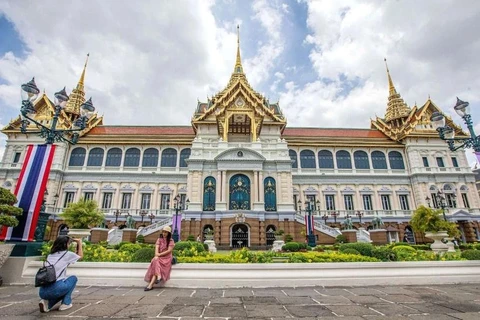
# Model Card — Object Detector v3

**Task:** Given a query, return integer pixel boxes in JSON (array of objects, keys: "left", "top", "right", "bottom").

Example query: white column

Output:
[
  {"left": 216, "top": 171, "right": 222, "bottom": 202},
  {"left": 259, "top": 171, "right": 264, "bottom": 203},
  {"left": 222, "top": 171, "right": 227, "bottom": 203},
  {"left": 253, "top": 171, "right": 258, "bottom": 203}
]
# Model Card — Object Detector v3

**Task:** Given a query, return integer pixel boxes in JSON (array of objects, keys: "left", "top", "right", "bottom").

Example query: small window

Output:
[
  {"left": 462, "top": 193, "right": 470, "bottom": 208},
  {"left": 399, "top": 195, "right": 410, "bottom": 210},
  {"left": 102, "top": 193, "right": 113, "bottom": 209},
  {"left": 13, "top": 152, "right": 21, "bottom": 163},
  {"left": 436, "top": 157, "right": 445, "bottom": 168},
  {"left": 344, "top": 195, "right": 354, "bottom": 210},
  {"left": 422, "top": 157, "right": 429, "bottom": 168},
  {"left": 63, "top": 192, "right": 75, "bottom": 207},
  {"left": 121, "top": 193, "right": 132, "bottom": 209},
  {"left": 381, "top": 195, "right": 391, "bottom": 210},
  {"left": 160, "top": 194, "right": 171, "bottom": 210},
  {"left": 363, "top": 195, "right": 373, "bottom": 210},
  {"left": 325, "top": 195, "right": 335, "bottom": 210},
  {"left": 141, "top": 194, "right": 151, "bottom": 209},
  {"left": 84, "top": 192, "right": 94, "bottom": 201},
  {"left": 451, "top": 157, "right": 459, "bottom": 168}
]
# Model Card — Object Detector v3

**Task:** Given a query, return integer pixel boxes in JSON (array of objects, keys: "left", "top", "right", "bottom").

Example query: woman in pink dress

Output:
[{"left": 144, "top": 226, "right": 175, "bottom": 291}]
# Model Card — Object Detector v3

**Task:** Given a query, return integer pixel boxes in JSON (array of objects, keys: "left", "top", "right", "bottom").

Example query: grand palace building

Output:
[{"left": 2, "top": 35, "right": 480, "bottom": 248}]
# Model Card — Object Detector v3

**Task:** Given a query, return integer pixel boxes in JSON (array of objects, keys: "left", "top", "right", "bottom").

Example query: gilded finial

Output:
[
  {"left": 79, "top": 53, "right": 89, "bottom": 88},
  {"left": 64, "top": 53, "right": 89, "bottom": 115},
  {"left": 384, "top": 58, "right": 397, "bottom": 96},
  {"left": 234, "top": 25, "right": 243, "bottom": 74}
]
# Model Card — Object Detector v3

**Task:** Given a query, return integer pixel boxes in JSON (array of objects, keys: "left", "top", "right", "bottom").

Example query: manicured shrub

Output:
[
  {"left": 131, "top": 247, "right": 155, "bottom": 262},
  {"left": 371, "top": 247, "right": 396, "bottom": 261},
  {"left": 392, "top": 245, "right": 417, "bottom": 261},
  {"left": 338, "top": 243, "right": 374, "bottom": 257},
  {"left": 461, "top": 249, "right": 480, "bottom": 260},
  {"left": 187, "top": 234, "right": 195, "bottom": 241},
  {"left": 114, "top": 241, "right": 131, "bottom": 250},
  {"left": 284, "top": 234, "right": 294, "bottom": 243},
  {"left": 136, "top": 235, "right": 145, "bottom": 243},
  {"left": 118, "top": 243, "right": 143, "bottom": 255},
  {"left": 282, "top": 242, "right": 300, "bottom": 252},
  {"left": 335, "top": 235, "right": 347, "bottom": 244},
  {"left": 203, "top": 243, "right": 209, "bottom": 251},
  {"left": 341, "top": 248, "right": 360, "bottom": 255}
]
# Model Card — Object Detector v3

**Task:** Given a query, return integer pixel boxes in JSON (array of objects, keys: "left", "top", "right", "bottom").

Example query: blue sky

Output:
[{"left": 1, "top": 0, "right": 480, "bottom": 165}]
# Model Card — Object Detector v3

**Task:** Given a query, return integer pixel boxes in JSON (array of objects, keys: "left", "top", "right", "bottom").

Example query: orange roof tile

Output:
[
  {"left": 88, "top": 126, "right": 195, "bottom": 136},
  {"left": 283, "top": 127, "right": 388, "bottom": 138}
]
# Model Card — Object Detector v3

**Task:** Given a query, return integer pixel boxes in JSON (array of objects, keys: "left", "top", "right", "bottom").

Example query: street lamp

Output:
[
  {"left": 322, "top": 214, "right": 329, "bottom": 224},
  {"left": 303, "top": 200, "right": 317, "bottom": 247},
  {"left": 139, "top": 210, "right": 147, "bottom": 224},
  {"left": 355, "top": 211, "right": 364, "bottom": 224},
  {"left": 20, "top": 78, "right": 95, "bottom": 144},
  {"left": 172, "top": 195, "right": 189, "bottom": 242},
  {"left": 425, "top": 191, "right": 453, "bottom": 221},
  {"left": 113, "top": 210, "right": 122, "bottom": 225},
  {"left": 331, "top": 212, "right": 338, "bottom": 224},
  {"left": 431, "top": 97, "right": 480, "bottom": 153},
  {"left": 148, "top": 213, "right": 156, "bottom": 224}
]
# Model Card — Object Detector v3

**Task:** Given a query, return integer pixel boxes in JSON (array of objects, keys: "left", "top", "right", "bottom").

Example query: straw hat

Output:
[{"left": 162, "top": 226, "right": 172, "bottom": 233}]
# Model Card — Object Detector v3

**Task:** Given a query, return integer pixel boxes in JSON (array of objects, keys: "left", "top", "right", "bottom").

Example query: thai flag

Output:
[
  {"left": 304, "top": 214, "right": 314, "bottom": 236},
  {"left": 0, "top": 144, "right": 56, "bottom": 242}
]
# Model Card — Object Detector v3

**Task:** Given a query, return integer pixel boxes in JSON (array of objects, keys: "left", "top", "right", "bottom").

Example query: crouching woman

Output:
[
  {"left": 144, "top": 226, "right": 175, "bottom": 291},
  {"left": 38, "top": 236, "right": 83, "bottom": 313}
]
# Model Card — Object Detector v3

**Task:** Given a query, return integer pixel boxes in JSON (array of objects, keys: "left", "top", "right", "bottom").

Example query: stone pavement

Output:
[{"left": 1, "top": 284, "right": 480, "bottom": 319}]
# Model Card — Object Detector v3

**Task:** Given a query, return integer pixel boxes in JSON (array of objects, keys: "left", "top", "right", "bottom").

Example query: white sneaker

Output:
[
  {"left": 58, "top": 304, "right": 73, "bottom": 311},
  {"left": 39, "top": 299, "right": 49, "bottom": 313}
]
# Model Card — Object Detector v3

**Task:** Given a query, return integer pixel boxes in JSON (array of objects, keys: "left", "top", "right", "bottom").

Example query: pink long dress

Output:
[{"left": 144, "top": 237, "right": 175, "bottom": 283}]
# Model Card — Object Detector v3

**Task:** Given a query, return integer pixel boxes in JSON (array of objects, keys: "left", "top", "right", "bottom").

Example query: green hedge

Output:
[
  {"left": 338, "top": 243, "right": 374, "bottom": 257},
  {"left": 461, "top": 249, "right": 480, "bottom": 260},
  {"left": 131, "top": 247, "right": 155, "bottom": 262}
]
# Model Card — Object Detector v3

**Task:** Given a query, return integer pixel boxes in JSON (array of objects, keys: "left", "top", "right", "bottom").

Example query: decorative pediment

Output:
[
  {"left": 82, "top": 184, "right": 98, "bottom": 191},
  {"left": 215, "top": 148, "right": 265, "bottom": 161},
  {"left": 159, "top": 185, "right": 173, "bottom": 192},
  {"left": 396, "top": 187, "right": 410, "bottom": 194},
  {"left": 101, "top": 184, "right": 115, "bottom": 191},
  {"left": 139, "top": 185, "right": 154, "bottom": 193},
  {"left": 360, "top": 187, "right": 373, "bottom": 193},
  {"left": 120, "top": 184, "right": 135, "bottom": 191},
  {"left": 305, "top": 186, "right": 319, "bottom": 194},
  {"left": 178, "top": 186, "right": 188, "bottom": 193},
  {"left": 379, "top": 186, "right": 392, "bottom": 193},
  {"left": 451, "top": 210, "right": 473, "bottom": 218},
  {"left": 63, "top": 184, "right": 78, "bottom": 191},
  {"left": 341, "top": 186, "right": 355, "bottom": 194}
]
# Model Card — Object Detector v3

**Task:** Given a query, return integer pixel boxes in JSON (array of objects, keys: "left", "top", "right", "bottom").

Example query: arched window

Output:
[
  {"left": 69, "top": 147, "right": 86, "bottom": 166},
  {"left": 180, "top": 148, "right": 191, "bottom": 167},
  {"left": 300, "top": 150, "right": 315, "bottom": 168},
  {"left": 336, "top": 150, "right": 352, "bottom": 169},
  {"left": 124, "top": 148, "right": 140, "bottom": 167},
  {"left": 105, "top": 148, "right": 122, "bottom": 167},
  {"left": 264, "top": 177, "right": 277, "bottom": 211},
  {"left": 388, "top": 151, "right": 405, "bottom": 169},
  {"left": 354, "top": 150, "right": 370, "bottom": 169},
  {"left": 161, "top": 148, "right": 177, "bottom": 167},
  {"left": 289, "top": 150, "right": 298, "bottom": 168},
  {"left": 142, "top": 148, "right": 159, "bottom": 167},
  {"left": 87, "top": 148, "right": 104, "bottom": 167},
  {"left": 318, "top": 150, "right": 334, "bottom": 168},
  {"left": 371, "top": 151, "right": 387, "bottom": 169},
  {"left": 203, "top": 177, "right": 216, "bottom": 211}
]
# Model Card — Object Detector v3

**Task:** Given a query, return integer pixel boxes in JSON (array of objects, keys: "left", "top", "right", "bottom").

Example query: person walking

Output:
[
  {"left": 38, "top": 235, "right": 83, "bottom": 313},
  {"left": 144, "top": 226, "right": 175, "bottom": 291}
]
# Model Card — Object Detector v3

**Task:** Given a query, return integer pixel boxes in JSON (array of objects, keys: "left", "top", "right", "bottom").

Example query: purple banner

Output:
[
  {"left": 173, "top": 213, "right": 182, "bottom": 240},
  {"left": 475, "top": 152, "right": 480, "bottom": 164}
]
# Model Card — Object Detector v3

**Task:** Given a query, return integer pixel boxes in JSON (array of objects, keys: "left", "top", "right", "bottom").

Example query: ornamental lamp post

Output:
[
  {"left": 322, "top": 214, "right": 328, "bottom": 224},
  {"left": 172, "top": 194, "right": 186, "bottom": 242},
  {"left": 114, "top": 210, "right": 122, "bottom": 225},
  {"left": 355, "top": 211, "right": 364, "bottom": 224},
  {"left": 304, "top": 200, "right": 317, "bottom": 247},
  {"left": 139, "top": 210, "right": 147, "bottom": 224},
  {"left": 331, "top": 212, "right": 338, "bottom": 224},
  {"left": 20, "top": 78, "right": 95, "bottom": 144},
  {"left": 431, "top": 97, "right": 480, "bottom": 153},
  {"left": 426, "top": 191, "right": 452, "bottom": 221},
  {"left": 148, "top": 213, "right": 156, "bottom": 224}
]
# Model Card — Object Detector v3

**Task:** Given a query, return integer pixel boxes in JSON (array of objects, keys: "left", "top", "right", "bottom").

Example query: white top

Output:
[{"left": 47, "top": 251, "right": 80, "bottom": 281}]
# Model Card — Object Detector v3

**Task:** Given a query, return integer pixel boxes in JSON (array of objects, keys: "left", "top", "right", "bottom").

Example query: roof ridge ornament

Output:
[{"left": 234, "top": 25, "right": 243, "bottom": 74}]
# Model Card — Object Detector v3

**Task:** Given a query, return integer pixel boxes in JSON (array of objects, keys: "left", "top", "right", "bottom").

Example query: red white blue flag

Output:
[
  {"left": 304, "top": 214, "right": 314, "bottom": 236},
  {"left": 0, "top": 144, "right": 56, "bottom": 242}
]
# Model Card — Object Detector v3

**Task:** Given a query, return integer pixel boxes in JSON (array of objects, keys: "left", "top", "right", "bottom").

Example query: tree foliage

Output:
[
  {"left": 60, "top": 198, "right": 105, "bottom": 229},
  {"left": 0, "top": 187, "right": 23, "bottom": 228},
  {"left": 410, "top": 205, "right": 460, "bottom": 237}
]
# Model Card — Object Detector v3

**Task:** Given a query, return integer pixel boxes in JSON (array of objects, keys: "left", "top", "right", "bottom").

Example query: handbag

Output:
[
  {"left": 171, "top": 256, "right": 177, "bottom": 265},
  {"left": 35, "top": 251, "right": 67, "bottom": 287}
]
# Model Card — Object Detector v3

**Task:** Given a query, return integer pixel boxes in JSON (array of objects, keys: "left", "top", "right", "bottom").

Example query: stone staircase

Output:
[
  {"left": 295, "top": 214, "right": 342, "bottom": 238},
  {"left": 356, "top": 228, "right": 372, "bottom": 243},
  {"left": 107, "top": 228, "right": 123, "bottom": 245},
  {"left": 136, "top": 217, "right": 172, "bottom": 237}
]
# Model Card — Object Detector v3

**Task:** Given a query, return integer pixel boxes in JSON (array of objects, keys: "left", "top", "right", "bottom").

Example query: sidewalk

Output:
[{"left": 1, "top": 283, "right": 480, "bottom": 319}]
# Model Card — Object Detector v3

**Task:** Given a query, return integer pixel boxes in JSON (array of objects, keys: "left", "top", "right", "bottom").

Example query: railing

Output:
[
  {"left": 356, "top": 229, "right": 371, "bottom": 243},
  {"left": 107, "top": 228, "right": 123, "bottom": 245},
  {"left": 137, "top": 217, "right": 172, "bottom": 237},
  {"left": 44, "top": 206, "right": 172, "bottom": 218},
  {"left": 295, "top": 213, "right": 342, "bottom": 238},
  {"left": 314, "top": 210, "right": 415, "bottom": 218}
]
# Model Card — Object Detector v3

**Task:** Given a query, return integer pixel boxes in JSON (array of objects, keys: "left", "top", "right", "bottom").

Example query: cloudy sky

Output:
[{"left": 1, "top": 0, "right": 480, "bottom": 164}]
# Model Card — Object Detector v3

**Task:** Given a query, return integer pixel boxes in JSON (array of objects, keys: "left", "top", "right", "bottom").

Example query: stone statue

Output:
[
  {"left": 126, "top": 215, "right": 136, "bottom": 229},
  {"left": 372, "top": 216, "right": 384, "bottom": 230},
  {"left": 342, "top": 216, "right": 353, "bottom": 230}
]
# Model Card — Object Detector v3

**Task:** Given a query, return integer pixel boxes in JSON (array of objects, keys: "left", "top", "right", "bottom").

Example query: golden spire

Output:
[
  {"left": 65, "top": 54, "right": 89, "bottom": 115},
  {"left": 383, "top": 58, "right": 410, "bottom": 123},
  {"left": 234, "top": 25, "right": 243, "bottom": 74}
]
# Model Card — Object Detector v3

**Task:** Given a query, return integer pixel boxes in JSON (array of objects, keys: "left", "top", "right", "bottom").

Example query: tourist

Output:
[
  {"left": 196, "top": 234, "right": 201, "bottom": 242},
  {"left": 38, "top": 236, "right": 83, "bottom": 313},
  {"left": 144, "top": 226, "right": 175, "bottom": 291}
]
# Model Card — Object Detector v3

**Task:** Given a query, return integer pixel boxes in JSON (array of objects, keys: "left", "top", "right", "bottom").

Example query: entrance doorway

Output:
[
  {"left": 231, "top": 224, "right": 249, "bottom": 248},
  {"left": 229, "top": 174, "right": 251, "bottom": 210}
]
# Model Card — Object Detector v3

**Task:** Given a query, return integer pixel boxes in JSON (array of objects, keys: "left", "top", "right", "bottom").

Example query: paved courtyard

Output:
[{"left": 1, "top": 283, "right": 480, "bottom": 319}]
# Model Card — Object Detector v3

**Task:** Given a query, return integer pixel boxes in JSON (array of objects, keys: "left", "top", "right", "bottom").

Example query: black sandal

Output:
[{"left": 144, "top": 287, "right": 153, "bottom": 291}]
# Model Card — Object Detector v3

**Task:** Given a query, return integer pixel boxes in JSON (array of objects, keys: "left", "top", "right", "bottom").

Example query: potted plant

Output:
[
  {"left": 410, "top": 205, "right": 459, "bottom": 252},
  {"left": 274, "top": 229, "right": 284, "bottom": 241},
  {"left": 0, "top": 187, "right": 23, "bottom": 284},
  {"left": 60, "top": 198, "right": 105, "bottom": 239}
]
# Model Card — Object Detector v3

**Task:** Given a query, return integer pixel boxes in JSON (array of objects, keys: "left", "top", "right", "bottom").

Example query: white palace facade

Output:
[{"left": 1, "top": 38, "right": 480, "bottom": 248}]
